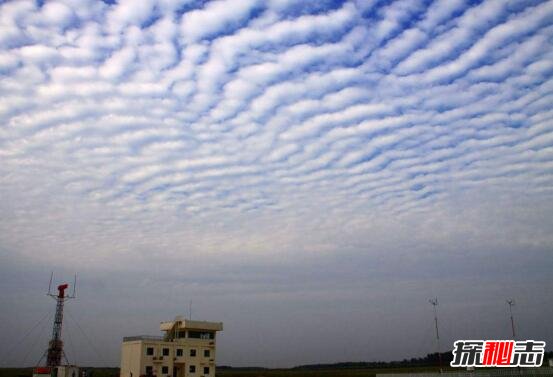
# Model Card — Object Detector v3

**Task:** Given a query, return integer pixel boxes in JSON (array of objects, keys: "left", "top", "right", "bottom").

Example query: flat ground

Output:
[
  {"left": 0, "top": 366, "right": 446, "bottom": 377},
  {"left": 217, "top": 366, "right": 450, "bottom": 377}
]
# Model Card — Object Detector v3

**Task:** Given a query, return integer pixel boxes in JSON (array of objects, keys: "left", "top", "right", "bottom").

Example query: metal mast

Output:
[
  {"left": 506, "top": 299, "right": 516, "bottom": 339},
  {"left": 46, "top": 273, "right": 76, "bottom": 367},
  {"left": 429, "top": 298, "right": 442, "bottom": 373}
]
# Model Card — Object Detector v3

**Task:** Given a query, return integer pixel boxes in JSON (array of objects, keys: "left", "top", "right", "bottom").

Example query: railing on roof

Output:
[{"left": 123, "top": 335, "right": 164, "bottom": 342}]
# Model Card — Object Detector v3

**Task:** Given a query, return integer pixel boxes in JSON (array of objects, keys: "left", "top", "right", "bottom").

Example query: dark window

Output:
[
  {"left": 203, "top": 367, "right": 209, "bottom": 375},
  {"left": 178, "top": 331, "right": 186, "bottom": 338},
  {"left": 161, "top": 367, "right": 168, "bottom": 374},
  {"left": 190, "top": 349, "right": 196, "bottom": 357},
  {"left": 203, "top": 350, "right": 210, "bottom": 358},
  {"left": 176, "top": 349, "right": 183, "bottom": 357},
  {"left": 162, "top": 348, "right": 169, "bottom": 356},
  {"left": 189, "top": 365, "right": 195, "bottom": 373},
  {"left": 188, "top": 331, "right": 214, "bottom": 339},
  {"left": 145, "top": 366, "right": 153, "bottom": 376},
  {"left": 146, "top": 347, "right": 154, "bottom": 356}
]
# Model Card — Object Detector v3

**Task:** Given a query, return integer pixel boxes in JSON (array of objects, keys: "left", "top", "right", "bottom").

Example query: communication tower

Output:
[{"left": 33, "top": 273, "right": 77, "bottom": 377}]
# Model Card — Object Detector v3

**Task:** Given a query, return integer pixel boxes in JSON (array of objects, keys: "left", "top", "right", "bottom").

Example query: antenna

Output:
[
  {"left": 47, "top": 272, "right": 53, "bottom": 296},
  {"left": 506, "top": 299, "right": 516, "bottom": 339},
  {"left": 429, "top": 298, "right": 442, "bottom": 373},
  {"left": 44, "top": 273, "right": 77, "bottom": 367},
  {"left": 71, "top": 274, "right": 77, "bottom": 298},
  {"left": 189, "top": 300, "right": 192, "bottom": 320}
]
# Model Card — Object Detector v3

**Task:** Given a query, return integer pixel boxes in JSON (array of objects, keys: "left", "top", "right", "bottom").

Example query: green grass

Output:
[
  {"left": 0, "top": 368, "right": 119, "bottom": 377},
  {"left": 0, "top": 366, "right": 448, "bottom": 377},
  {"left": 0, "top": 368, "right": 32, "bottom": 377},
  {"left": 216, "top": 366, "right": 448, "bottom": 377}
]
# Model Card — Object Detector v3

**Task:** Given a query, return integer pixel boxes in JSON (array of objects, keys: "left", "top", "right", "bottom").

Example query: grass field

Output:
[
  {"left": 217, "top": 366, "right": 446, "bottom": 377},
  {"left": 0, "top": 368, "right": 119, "bottom": 377},
  {"left": 0, "top": 366, "right": 447, "bottom": 377}
]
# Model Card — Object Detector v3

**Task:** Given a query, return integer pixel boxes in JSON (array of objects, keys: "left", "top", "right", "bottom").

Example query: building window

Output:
[
  {"left": 188, "top": 331, "right": 214, "bottom": 339},
  {"left": 203, "top": 350, "right": 210, "bottom": 358},
  {"left": 145, "top": 366, "right": 153, "bottom": 376},
  {"left": 146, "top": 347, "right": 154, "bottom": 356},
  {"left": 176, "top": 348, "right": 183, "bottom": 357},
  {"left": 203, "top": 367, "right": 209, "bottom": 375},
  {"left": 190, "top": 349, "right": 196, "bottom": 357},
  {"left": 162, "top": 348, "right": 169, "bottom": 356},
  {"left": 161, "top": 367, "right": 168, "bottom": 375},
  {"left": 189, "top": 365, "right": 195, "bottom": 373}
]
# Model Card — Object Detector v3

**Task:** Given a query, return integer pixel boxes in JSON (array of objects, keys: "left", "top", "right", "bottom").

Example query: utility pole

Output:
[
  {"left": 506, "top": 299, "right": 516, "bottom": 339},
  {"left": 429, "top": 298, "right": 442, "bottom": 373}
]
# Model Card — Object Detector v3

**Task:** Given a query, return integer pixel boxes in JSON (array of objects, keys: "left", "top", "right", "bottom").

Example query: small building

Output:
[
  {"left": 120, "top": 317, "right": 223, "bottom": 377},
  {"left": 33, "top": 365, "right": 80, "bottom": 377}
]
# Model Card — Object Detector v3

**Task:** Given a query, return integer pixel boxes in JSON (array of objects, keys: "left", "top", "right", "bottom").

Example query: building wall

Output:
[
  {"left": 56, "top": 366, "right": 80, "bottom": 377},
  {"left": 120, "top": 341, "right": 142, "bottom": 377},
  {"left": 121, "top": 338, "right": 216, "bottom": 377}
]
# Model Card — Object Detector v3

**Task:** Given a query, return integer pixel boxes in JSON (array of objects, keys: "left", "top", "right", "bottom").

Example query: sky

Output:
[{"left": 1, "top": 0, "right": 553, "bottom": 369}]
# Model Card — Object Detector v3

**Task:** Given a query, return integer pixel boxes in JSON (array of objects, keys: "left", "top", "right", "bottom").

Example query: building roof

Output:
[
  {"left": 122, "top": 335, "right": 164, "bottom": 342},
  {"left": 160, "top": 317, "right": 223, "bottom": 332}
]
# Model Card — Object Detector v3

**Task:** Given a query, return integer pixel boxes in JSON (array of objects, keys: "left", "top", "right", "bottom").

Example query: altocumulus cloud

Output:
[{"left": 1, "top": 0, "right": 553, "bottom": 368}]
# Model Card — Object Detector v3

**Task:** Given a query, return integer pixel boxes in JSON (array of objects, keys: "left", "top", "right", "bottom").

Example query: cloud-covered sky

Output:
[{"left": 1, "top": 0, "right": 553, "bottom": 368}]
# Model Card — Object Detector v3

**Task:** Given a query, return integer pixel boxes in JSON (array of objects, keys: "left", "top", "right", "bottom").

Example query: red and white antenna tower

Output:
[{"left": 45, "top": 272, "right": 76, "bottom": 367}]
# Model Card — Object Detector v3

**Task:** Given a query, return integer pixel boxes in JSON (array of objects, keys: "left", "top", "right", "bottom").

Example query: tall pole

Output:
[
  {"left": 429, "top": 298, "right": 442, "bottom": 373},
  {"left": 507, "top": 299, "right": 516, "bottom": 339},
  {"left": 46, "top": 284, "right": 69, "bottom": 366}
]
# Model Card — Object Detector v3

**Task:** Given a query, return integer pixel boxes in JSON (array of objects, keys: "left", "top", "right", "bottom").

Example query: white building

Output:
[{"left": 120, "top": 317, "right": 223, "bottom": 377}]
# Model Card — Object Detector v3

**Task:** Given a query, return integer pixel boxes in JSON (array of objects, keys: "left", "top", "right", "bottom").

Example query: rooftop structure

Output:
[{"left": 121, "top": 317, "right": 223, "bottom": 377}]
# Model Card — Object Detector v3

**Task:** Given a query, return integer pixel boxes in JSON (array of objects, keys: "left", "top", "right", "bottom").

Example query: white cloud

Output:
[
  {"left": 40, "top": 1, "right": 76, "bottom": 28},
  {"left": 107, "top": 0, "right": 157, "bottom": 31},
  {"left": 180, "top": 0, "right": 260, "bottom": 43},
  {"left": 99, "top": 47, "right": 136, "bottom": 79}
]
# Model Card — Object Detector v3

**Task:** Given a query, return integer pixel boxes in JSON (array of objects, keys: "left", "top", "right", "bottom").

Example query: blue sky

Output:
[{"left": 1, "top": 0, "right": 553, "bottom": 368}]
